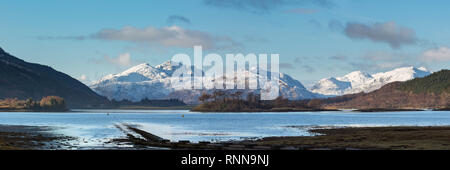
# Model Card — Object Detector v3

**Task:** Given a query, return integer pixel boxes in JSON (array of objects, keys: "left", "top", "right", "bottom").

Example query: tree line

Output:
[
  {"left": 110, "top": 98, "right": 186, "bottom": 107},
  {"left": 0, "top": 96, "right": 67, "bottom": 111}
]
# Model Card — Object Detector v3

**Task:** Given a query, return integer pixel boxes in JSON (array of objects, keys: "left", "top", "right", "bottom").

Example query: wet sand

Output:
[
  {"left": 0, "top": 125, "right": 74, "bottom": 150},
  {"left": 112, "top": 124, "right": 450, "bottom": 150},
  {"left": 252, "top": 126, "right": 450, "bottom": 150},
  {"left": 3, "top": 123, "right": 450, "bottom": 150}
]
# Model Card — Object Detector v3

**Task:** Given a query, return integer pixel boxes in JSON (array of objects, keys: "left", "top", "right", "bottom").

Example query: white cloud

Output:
[
  {"left": 38, "top": 25, "right": 241, "bottom": 50},
  {"left": 77, "top": 74, "right": 92, "bottom": 85},
  {"left": 421, "top": 46, "right": 450, "bottom": 62},
  {"left": 92, "top": 26, "right": 238, "bottom": 50},
  {"left": 104, "top": 53, "right": 132, "bottom": 67},
  {"left": 79, "top": 75, "right": 88, "bottom": 81}
]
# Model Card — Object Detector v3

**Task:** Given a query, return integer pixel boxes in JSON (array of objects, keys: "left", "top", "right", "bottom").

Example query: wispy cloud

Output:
[
  {"left": 103, "top": 53, "right": 132, "bottom": 67},
  {"left": 92, "top": 26, "right": 221, "bottom": 49},
  {"left": 328, "top": 19, "right": 344, "bottom": 32},
  {"left": 243, "top": 35, "right": 269, "bottom": 43},
  {"left": 349, "top": 50, "right": 420, "bottom": 72},
  {"left": 167, "top": 15, "right": 191, "bottom": 25},
  {"left": 280, "top": 63, "right": 295, "bottom": 69},
  {"left": 284, "top": 8, "right": 319, "bottom": 14},
  {"left": 302, "top": 65, "right": 316, "bottom": 73},
  {"left": 292, "top": 56, "right": 316, "bottom": 73},
  {"left": 421, "top": 46, "right": 450, "bottom": 62},
  {"left": 203, "top": 0, "right": 334, "bottom": 14},
  {"left": 91, "top": 52, "right": 134, "bottom": 69},
  {"left": 77, "top": 74, "right": 92, "bottom": 85},
  {"left": 308, "top": 19, "right": 322, "bottom": 28},
  {"left": 36, "top": 36, "right": 87, "bottom": 40},
  {"left": 79, "top": 74, "right": 88, "bottom": 81},
  {"left": 329, "top": 55, "right": 347, "bottom": 61},
  {"left": 38, "top": 26, "right": 241, "bottom": 50},
  {"left": 343, "top": 21, "right": 418, "bottom": 49}
]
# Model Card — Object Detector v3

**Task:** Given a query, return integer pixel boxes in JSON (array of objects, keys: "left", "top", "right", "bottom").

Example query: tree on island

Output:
[
  {"left": 193, "top": 91, "right": 325, "bottom": 112},
  {"left": 198, "top": 93, "right": 212, "bottom": 103}
]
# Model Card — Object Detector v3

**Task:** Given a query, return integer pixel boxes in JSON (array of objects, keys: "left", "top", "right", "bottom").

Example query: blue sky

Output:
[{"left": 1, "top": 0, "right": 449, "bottom": 86}]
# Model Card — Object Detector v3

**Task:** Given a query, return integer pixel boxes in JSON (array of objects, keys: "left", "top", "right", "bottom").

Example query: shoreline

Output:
[
  {"left": 0, "top": 108, "right": 69, "bottom": 112},
  {"left": 190, "top": 108, "right": 341, "bottom": 112},
  {"left": 352, "top": 108, "right": 425, "bottom": 112},
  {"left": 0, "top": 125, "right": 74, "bottom": 150},
  {"left": 3, "top": 123, "right": 450, "bottom": 150},
  {"left": 433, "top": 108, "right": 450, "bottom": 111},
  {"left": 0, "top": 107, "right": 445, "bottom": 113},
  {"left": 111, "top": 124, "right": 450, "bottom": 150}
]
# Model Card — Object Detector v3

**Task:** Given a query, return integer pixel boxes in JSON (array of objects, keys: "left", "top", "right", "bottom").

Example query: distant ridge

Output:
[
  {"left": 0, "top": 47, "right": 110, "bottom": 108},
  {"left": 324, "top": 70, "right": 450, "bottom": 109},
  {"left": 91, "top": 61, "right": 324, "bottom": 104},
  {"left": 311, "top": 67, "right": 432, "bottom": 96}
]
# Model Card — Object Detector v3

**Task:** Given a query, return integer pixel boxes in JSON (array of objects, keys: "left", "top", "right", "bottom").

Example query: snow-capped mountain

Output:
[
  {"left": 90, "top": 61, "right": 322, "bottom": 103},
  {"left": 310, "top": 67, "right": 432, "bottom": 96}
]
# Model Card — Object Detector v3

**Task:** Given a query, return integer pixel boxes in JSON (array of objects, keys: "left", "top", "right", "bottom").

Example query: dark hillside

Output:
[{"left": 0, "top": 47, "right": 110, "bottom": 108}]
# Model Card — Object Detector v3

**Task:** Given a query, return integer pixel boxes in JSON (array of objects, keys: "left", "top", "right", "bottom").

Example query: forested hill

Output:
[
  {"left": 0, "top": 47, "right": 110, "bottom": 108},
  {"left": 399, "top": 70, "right": 450, "bottom": 94}
]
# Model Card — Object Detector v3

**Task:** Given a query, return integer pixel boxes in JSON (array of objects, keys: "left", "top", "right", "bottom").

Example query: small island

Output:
[
  {"left": 191, "top": 91, "right": 338, "bottom": 112},
  {"left": 108, "top": 98, "right": 191, "bottom": 110},
  {"left": 0, "top": 96, "right": 68, "bottom": 112}
]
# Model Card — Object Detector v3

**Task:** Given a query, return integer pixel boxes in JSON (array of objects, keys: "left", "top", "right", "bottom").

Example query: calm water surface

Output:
[{"left": 1, "top": 110, "right": 449, "bottom": 148}]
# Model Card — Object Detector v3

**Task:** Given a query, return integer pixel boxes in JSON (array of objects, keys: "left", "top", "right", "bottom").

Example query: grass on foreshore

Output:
[{"left": 254, "top": 126, "right": 450, "bottom": 150}]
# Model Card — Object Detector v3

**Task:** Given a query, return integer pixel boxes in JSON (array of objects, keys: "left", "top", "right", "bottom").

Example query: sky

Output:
[{"left": 1, "top": 0, "right": 449, "bottom": 87}]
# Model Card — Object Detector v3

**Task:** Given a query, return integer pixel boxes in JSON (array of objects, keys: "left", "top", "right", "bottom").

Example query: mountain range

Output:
[
  {"left": 1, "top": 46, "right": 445, "bottom": 108},
  {"left": 91, "top": 61, "right": 433, "bottom": 103},
  {"left": 90, "top": 61, "right": 323, "bottom": 104},
  {"left": 323, "top": 70, "right": 450, "bottom": 109},
  {"left": 310, "top": 67, "right": 431, "bottom": 96},
  {"left": 0, "top": 47, "right": 109, "bottom": 108}
]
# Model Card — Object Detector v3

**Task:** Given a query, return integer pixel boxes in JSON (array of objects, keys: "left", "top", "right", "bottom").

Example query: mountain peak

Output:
[
  {"left": 0, "top": 47, "right": 4, "bottom": 53},
  {"left": 391, "top": 66, "right": 415, "bottom": 71},
  {"left": 134, "top": 63, "right": 152, "bottom": 68},
  {"left": 345, "top": 71, "right": 371, "bottom": 78},
  {"left": 373, "top": 66, "right": 431, "bottom": 80},
  {"left": 389, "top": 66, "right": 428, "bottom": 73},
  {"left": 339, "top": 70, "right": 372, "bottom": 83},
  {"left": 311, "top": 66, "right": 432, "bottom": 96},
  {"left": 417, "top": 66, "right": 429, "bottom": 72},
  {"left": 122, "top": 63, "right": 153, "bottom": 74},
  {"left": 155, "top": 60, "right": 181, "bottom": 70}
]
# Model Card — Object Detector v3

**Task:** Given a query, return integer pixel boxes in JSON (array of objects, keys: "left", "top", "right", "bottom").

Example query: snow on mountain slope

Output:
[
  {"left": 310, "top": 77, "right": 352, "bottom": 96},
  {"left": 90, "top": 61, "right": 323, "bottom": 103},
  {"left": 91, "top": 61, "right": 186, "bottom": 102},
  {"left": 310, "top": 67, "right": 432, "bottom": 96}
]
